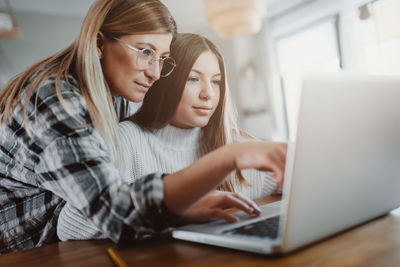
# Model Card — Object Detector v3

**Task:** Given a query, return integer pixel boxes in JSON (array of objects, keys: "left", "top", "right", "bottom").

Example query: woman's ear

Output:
[{"left": 97, "top": 32, "right": 105, "bottom": 59}]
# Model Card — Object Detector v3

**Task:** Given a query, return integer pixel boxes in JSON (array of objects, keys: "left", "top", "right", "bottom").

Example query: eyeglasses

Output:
[{"left": 113, "top": 37, "right": 176, "bottom": 77}]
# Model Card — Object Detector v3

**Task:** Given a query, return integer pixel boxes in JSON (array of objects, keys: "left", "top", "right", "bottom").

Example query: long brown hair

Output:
[
  {"left": 0, "top": 0, "right": 177, "bottom": 165},
  {"left": 133, "top": 33, "right": 248, "bottom": 191}
]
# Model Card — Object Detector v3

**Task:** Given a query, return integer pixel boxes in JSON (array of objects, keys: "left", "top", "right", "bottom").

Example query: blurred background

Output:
[{"left": 1, "top": 0, "right": 399, "bottom": 141}]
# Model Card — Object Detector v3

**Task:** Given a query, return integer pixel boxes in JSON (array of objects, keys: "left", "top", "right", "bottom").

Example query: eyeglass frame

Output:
[{"left": 113, "top": 37, "right": 176, "bottom": 77}]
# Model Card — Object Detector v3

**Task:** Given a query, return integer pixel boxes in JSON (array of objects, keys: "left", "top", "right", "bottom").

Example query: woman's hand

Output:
[{"left": 182, "top": 191, "right": 261, "bottom": 223}]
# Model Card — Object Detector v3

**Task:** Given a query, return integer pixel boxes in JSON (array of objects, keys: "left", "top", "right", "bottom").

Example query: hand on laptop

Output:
[{"left": 182, "top": 191, "right": 261, "bottom": 223}]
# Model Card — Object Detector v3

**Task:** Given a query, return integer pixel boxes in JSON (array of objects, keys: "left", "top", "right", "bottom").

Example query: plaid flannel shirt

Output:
[{"left": 0, "top": 76, "right": 179, "bottom": 253}]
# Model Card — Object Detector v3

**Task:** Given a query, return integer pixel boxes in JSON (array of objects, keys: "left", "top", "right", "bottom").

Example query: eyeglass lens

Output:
[{"left": 135, "top": 51, "right": 175, "bottom": 77}]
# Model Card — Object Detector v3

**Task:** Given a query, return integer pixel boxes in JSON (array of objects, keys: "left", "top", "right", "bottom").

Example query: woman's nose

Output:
[{"left": 144, "top": 61, "right": 161, "bottom": 81}]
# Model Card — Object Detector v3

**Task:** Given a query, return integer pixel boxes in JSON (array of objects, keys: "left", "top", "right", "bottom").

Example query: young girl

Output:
[
  {"left": 0, "top": 0, "right": 286, "bottom": 253},
  {"left": 58, "top": 33, "right": 282, "bottom": 241}
]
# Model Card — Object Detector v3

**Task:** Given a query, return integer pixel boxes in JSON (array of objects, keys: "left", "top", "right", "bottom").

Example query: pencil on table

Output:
[{"left": 107, "top": 247, "right": 128, "bottom": 267}]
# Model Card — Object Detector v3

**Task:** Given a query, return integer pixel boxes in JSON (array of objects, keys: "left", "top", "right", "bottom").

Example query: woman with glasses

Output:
[
  {"left": 0, "top": 0, "right": 286, "bottom": 253},
  {"left": 58, "top": 33, "right": 284, "bottom": 241}
]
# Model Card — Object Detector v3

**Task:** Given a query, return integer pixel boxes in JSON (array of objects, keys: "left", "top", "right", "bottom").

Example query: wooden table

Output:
[{"left": 2, "top": 195, "right": 400, "bottom": 267}]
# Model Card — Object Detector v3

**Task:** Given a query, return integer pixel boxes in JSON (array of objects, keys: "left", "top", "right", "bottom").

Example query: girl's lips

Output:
[
  {"left": 193, "top": 106, "right": 212, "bottom": 110},
  {"left": 193, "top": 106, "right": 212, "bottom": 115}
]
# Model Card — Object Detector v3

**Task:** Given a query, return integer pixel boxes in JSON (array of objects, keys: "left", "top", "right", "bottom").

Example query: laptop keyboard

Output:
[{"left": 222, "top": 216, "right": 280, "bottom": 239}]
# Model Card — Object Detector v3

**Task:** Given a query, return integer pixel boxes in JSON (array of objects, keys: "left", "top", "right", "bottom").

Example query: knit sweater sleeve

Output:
[
  {"left": 57, "top": 203, "right": 109, "bottom": 240},
  {"left": 231, "top": 134, "right": 279, "bottom": 199},
  {"left": 118, "top": 121, "right": 144, "bottom": 181},
  {"left": 236, "top": 169, "right": 278, "bottom": 200}
]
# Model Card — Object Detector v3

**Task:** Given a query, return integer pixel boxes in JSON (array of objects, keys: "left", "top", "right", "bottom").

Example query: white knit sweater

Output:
[{"left": 57, "top": 122, "right": 278, "bottom": 241}]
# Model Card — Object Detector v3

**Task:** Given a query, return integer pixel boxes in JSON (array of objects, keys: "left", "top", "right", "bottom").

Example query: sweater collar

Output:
[{"left": 151, "top": 124, "right": 201, "bottom": 150}]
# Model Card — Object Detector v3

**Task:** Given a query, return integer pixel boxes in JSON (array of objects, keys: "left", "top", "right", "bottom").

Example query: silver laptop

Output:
[{"left": 172, "top": 73, "right": 400, "bottom": 254}]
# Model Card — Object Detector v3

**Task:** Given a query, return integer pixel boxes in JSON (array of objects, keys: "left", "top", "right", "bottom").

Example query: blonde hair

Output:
[
  {"left": 132, "top": 33, "right": 249, "bottom": 192},
  {"left": 0, "top": 0, "right": 177, "bottom": 165}
]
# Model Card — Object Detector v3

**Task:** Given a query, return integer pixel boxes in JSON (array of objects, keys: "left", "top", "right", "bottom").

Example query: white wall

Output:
[{"left": 0, "top": 11, "right": 83, "bottom": 83}]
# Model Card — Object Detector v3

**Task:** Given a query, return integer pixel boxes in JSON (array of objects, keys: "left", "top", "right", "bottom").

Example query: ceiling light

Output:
[{"left": 203, "top": 0, "right": 266, "bottom": 38}]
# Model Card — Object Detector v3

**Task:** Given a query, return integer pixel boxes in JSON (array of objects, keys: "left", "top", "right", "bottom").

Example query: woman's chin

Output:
[{"left": 125, "top": 91, "right": 146, "bottom": 103}]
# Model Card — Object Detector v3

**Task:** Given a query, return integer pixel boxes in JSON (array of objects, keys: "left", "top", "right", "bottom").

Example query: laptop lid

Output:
[{"left": 280, "top": 73, "right": 400, "bottom": 252}]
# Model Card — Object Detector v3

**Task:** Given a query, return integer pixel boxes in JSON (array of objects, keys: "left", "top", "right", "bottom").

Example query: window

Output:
[{"left": 275, "top": 18, "right": 342, "bottom": 140}]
